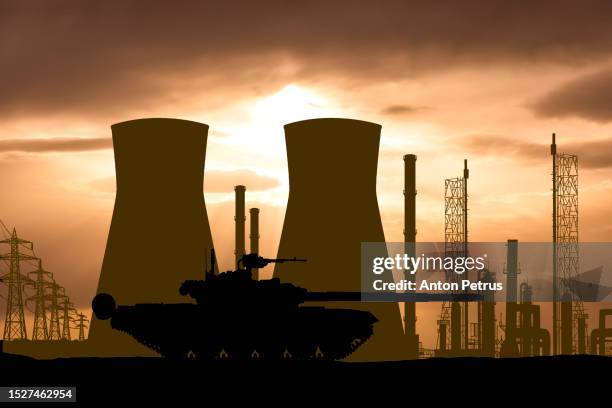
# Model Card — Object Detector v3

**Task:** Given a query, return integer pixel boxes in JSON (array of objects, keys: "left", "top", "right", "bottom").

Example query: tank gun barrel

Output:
[
  {"left": 239, "top": 254, "right": 306, "bottom": 270},
  {"left": 268, "top": 257, "right": 307, "bottom": 263}
]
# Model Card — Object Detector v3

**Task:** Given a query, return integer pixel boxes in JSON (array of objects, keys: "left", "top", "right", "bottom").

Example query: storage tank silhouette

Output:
[
  {"left": 274, "top": 118, "right": 404, "bottom": 361},
  {"left": 88, "top": 118, "right": 216, "bottom": 356}
]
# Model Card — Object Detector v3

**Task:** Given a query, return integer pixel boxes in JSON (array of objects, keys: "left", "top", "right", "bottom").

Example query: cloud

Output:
[
  {"left": 380, "top": 105, "right": 427, "bottom": 116},
  {"left": 4, "top": 1, "right": 612, "bottom": 119},
  {"left": 205, "top": 169, "right": 280, "bottom": 192},
  {"left": 0, "top": 137, "right": 111, "bottom": 153},
  {"left": 457, "top": 134, "right": 612, "bottom": 169},
  {"left": 570, "top": 139, "right": 612, "bottom": 169},
  {"left": 88, "top": 177, "right": 115, "bottom": 194},
  {"left": 531, "top": 69, "right": 612, "bottom": 122},
  {"left": 458, "top": 134, "right": 544, "bottom": 158}
]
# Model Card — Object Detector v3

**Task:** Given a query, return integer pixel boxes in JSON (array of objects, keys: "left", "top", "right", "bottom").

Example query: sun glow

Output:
[
  {"left": 204, "top": 84, "right": 342, "bottom": 206},
  {"left": 250, "top": 84, "right": 337, "bottom": 125},
  {"left": 212, "top": 84, "right": 341, "bottom": 160}
]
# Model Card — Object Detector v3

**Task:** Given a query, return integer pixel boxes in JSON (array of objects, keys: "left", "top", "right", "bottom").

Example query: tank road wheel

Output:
[
  {"left": 217, "top": 348, "right": 229, "bottom": 360},
  {"left": 313, "top": 346, "right": 325, "bottom": 360},
  {"left": 215, "top": 344, "right": 252, "bottom": 360}
]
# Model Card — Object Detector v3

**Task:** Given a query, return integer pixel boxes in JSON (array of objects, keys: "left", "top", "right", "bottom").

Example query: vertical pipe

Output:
[
  {"left": 439, "top": 322, "right": 447, "bottom": 352},
  {"left": 482, "top": 301, "right": 496, "bottom": 357},
  {"left": 463, "top": 159, "right": 469, "bottom": 351},
  {"left": 234, "top": 185, "right": 246, "bottom": 268},
  {"left": 249, "top": 208, "right": 260, "bottom": 280},
  {"left": 507, "top": 239, "right": 518, "bottom": 351},
  {"left": 561, "top": 293, "right": 573, "bottom": 354},
  {"left": 598, "top": 310, "right": 609, "bottom": 355},
  {"left": 477, "top": 301, "right": 482, "bottom": 352},
  {"left": 479, "top": 269, "right": 496, "bottom": 357},
  {"left": 577, "top": 316, "right": 586, "bottom": 354},
  {"left": 506, "top": 240, "right": 518, "bottom": 303},
  {"left": 403, "top": 154, "right": 419, "bottom": 359},
  {"left": 551, "top": 133, "right": 558, "bottom": 355},
  {"left": 520, "top": 283, "right": 533, "bottom": 356},
  {"left": 451, "top": 301, "right": 462, "bottom": 353}
]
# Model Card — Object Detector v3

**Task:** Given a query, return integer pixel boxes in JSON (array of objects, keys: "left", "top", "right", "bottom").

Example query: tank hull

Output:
[{"left": 105, "top": 303, "right": 377, "bottom": 360}]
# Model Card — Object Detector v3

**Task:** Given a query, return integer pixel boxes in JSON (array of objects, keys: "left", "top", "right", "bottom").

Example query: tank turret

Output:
[{"left": 92, "top": 254, "right": 377, "bottom": 360}]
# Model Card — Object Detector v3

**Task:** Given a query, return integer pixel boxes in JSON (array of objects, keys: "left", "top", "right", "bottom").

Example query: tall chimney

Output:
[
  {"left": 274, "top": 118, "right": 405, "bottom": 361},
  {"left": 90, "top": 118, "right": 215, "bottom": 356},
  {"left": 234, "top": 185, "right": 246, "bottom": 268},
  {"left": 403, "top": 154, "right": 419, "bottom": 359},
  {"left": 249, "top": 208, "right": 260, "bottom": 280},
  {"left": 506, "top": 239, "right": 518, "bottom": 303},
  {"left": 502, "top": 239, "right": 519, "bottom": 356}
]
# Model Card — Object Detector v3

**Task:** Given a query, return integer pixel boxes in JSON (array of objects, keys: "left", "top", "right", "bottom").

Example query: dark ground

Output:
[{"left": 1, "top": 353, "right": 609, "bottom": 404}]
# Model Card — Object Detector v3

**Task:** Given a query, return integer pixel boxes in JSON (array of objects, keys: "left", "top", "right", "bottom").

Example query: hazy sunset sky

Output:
[{"left": 2, "top": 1, "right": 612, "bottom": 346}]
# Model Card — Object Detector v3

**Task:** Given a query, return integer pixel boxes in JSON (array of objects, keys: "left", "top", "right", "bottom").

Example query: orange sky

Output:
[{"left": 1, "top": 1, "right": 612, "bottom": 347}]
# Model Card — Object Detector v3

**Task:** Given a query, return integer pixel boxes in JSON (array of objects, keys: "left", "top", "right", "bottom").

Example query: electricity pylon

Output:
[
  {"left": 47, "top": 282, "right": 65, "bottom": 340},
  {"left": 73, "top": 312, "right": 89, "bottom": 341},
  {"left": 27, "top": 260, "right": 53, "bottom": 340},
  {"left": 61, "top": 297, "right": 74, "bottom": 341},
  {"left": 0, "top": 228, "right": 38, "bottom": 340}
]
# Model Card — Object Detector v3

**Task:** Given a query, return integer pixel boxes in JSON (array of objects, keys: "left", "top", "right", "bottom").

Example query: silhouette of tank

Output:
[{"left": 91, "top": 254, "right": 378, "bottom": 360}]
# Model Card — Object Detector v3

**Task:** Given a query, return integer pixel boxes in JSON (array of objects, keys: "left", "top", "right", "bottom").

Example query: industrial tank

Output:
[
  {"left": 274, "top": 118, "right": 405, "bottom": 361},
  {"left": 88, "top": 118, "right": 216, "bottom": 356}
]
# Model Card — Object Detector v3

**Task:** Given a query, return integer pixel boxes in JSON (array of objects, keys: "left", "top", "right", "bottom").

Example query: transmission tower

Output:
[
  {"left": 551, "top": 133, "right": 587, "bottom": 355},
  {"left": 0, "top": 228, "right": 38, "bottom": 340},
  {"left": 26, "top": 260, "right": 53, "bottom": 340},
  {"left": 61, "top": 297, "right": 73, "bottom": 341},
  {"left": 73, "top": 312, "right": 89, "bottom": 341},
  {"left": 0, "top": 220, "right": 79, "bottom": 343},
  {"left": 437, "top": 160, "right": 469, "bottom": 355},
  {"left": 47, "top": 282, "right": 65, "bottom": 340}
]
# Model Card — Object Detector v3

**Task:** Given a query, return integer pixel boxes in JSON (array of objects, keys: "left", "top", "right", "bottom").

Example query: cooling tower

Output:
[
  {"left": 89, "top": 118, "right": 215, "bottom": 356},
  {"left": 274, "top": 118, "right": 404, "bottom": 361}
]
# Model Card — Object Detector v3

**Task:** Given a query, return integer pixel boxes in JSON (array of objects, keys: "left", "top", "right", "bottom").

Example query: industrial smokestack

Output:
[
  {"left": 404, "top": 155, "right": 417, "bottom": 244},
  {"left": 234, "top": 185, "right": 246, "bottom": 268},
  {"left": 403, "top": 154, "right": 419, "bottom": 359},
  {"left": 506, "top": 239, "right": 518, "bottom": 303},
  {"left": 274, "top": 118, "right": 404, "bottom": 361},
  {"left": 502, "top": 239, "right": 519, "bottom": 356},
  {"left": 90, "top": 118, "right": 216, "bottom": 356},
  {"left": 249, "top": 208, "right": 260, "bottom": 280}
]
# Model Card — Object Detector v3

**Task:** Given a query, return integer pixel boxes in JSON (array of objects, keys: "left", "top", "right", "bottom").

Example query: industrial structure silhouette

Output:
[{"left": 1, "top": 118, "right": 611, "bottom": 360}]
